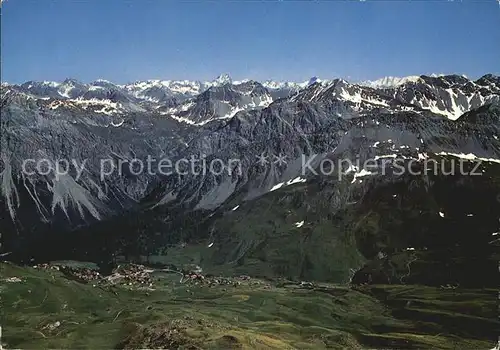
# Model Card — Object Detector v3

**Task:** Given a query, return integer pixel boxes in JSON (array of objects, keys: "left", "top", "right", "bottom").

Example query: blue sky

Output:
[{"left": 2, "top": 0, "right": 500, "bottom": 84}]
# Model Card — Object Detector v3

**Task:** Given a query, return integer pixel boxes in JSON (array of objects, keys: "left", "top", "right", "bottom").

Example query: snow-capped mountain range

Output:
[
  {"left": 10, "top": 73, "right": 317, "bottom": 103},
  {"left": 4, "top": 74, "right": 499, "bottom": 123},
  {"left": 360, "top": 75, "right": 423, "bottom": 88}
]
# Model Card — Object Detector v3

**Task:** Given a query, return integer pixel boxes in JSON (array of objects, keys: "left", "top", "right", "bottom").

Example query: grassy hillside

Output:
[{"left": 2, "top": 262, "right": 497, "bottom": 349}]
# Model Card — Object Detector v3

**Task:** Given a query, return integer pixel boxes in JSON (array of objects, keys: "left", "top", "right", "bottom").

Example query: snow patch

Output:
[
  {"left": 294, "top": 221, "right": 305, "bottom": 228},
  {"left": 418, "top": 153, "right": 429, "bottom": 161},
  {"left": 437, "top": 152, "right": 500, "bottom": 164},
  {"left": 375, "top": 154, "right": 397, "bottom": 160},
  {"left": 351, "top": 169, "right": 375, "bottom": 183},
  {"left": 269, "top": 177, "right": 307, "bottom": 192}
]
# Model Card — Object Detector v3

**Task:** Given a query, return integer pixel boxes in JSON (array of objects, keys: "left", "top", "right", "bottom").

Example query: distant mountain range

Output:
[{"left": 4, "top": 74, "right": 499, "bottom": 124}]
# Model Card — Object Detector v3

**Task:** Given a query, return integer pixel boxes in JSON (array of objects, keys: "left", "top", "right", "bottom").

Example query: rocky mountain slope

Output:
[{"left": 1, "top": 74, "right": 499, "bottom": 287}]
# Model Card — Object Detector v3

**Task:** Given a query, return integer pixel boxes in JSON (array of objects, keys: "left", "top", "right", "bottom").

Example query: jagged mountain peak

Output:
[
  {"left": 61, "top": 78, "right": 83, "bottom": 85},
  {"left": 212, "top": 73, "right": 232, "bottom": 86},
  {"left": 476, "top": 74, "right": 500, "bottom": 86},
  {"left": 90, "top": 79, "right": 117, "bottom": 88},
  {"left": 419, "top": 74, "right": 470, "bottom": 87},
  {"left": 307, "top": 76, "right": 319, "bottom": 86}
]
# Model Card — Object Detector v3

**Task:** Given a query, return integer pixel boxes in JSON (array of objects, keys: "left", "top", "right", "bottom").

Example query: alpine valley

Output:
[{"left": 1, "top": 73, "right": 499, "bottom": 349}]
